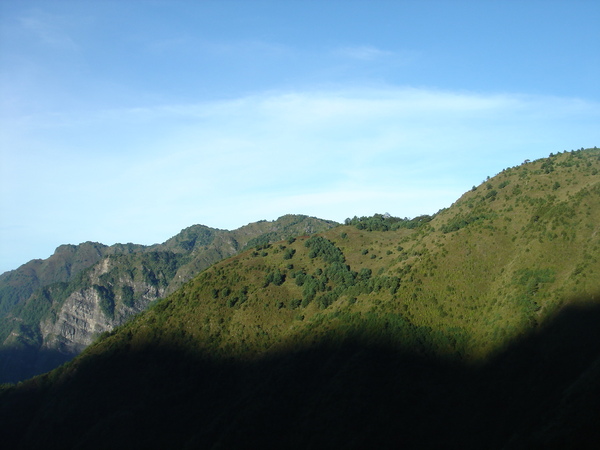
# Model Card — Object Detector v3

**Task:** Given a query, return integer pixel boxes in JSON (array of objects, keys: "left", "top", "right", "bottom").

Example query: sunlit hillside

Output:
[
  {"left": 107, "top": 148, "right": 600, "bottom": 362},
  {"left": 1, "top": 148, "right": 599, "bottom": 450}
]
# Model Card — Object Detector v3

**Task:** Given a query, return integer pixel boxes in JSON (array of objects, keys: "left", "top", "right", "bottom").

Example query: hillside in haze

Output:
[
  {"left": 0, "top": 215, "right": 338, "bottom": 383},
  {"left": 1, "top": 148, "right": 599, "bottom": 449}
]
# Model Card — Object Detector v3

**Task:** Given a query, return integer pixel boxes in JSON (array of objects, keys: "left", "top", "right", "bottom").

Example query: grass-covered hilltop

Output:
[{"left": 2, "top": 148, "right": 599, "bottom": 449}]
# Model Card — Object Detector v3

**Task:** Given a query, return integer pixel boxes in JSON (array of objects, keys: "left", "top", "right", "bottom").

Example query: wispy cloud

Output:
[
  {"left": 334, "top": 45, "right": 394, "bottom": 61},
  {"left": 1, "top": 86, "right": 598, "bottom": 272}
]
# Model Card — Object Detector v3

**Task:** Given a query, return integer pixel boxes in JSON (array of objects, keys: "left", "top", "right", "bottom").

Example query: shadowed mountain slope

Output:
[{"left": 1, "top": 299, "right": 599, "bottom": 449}]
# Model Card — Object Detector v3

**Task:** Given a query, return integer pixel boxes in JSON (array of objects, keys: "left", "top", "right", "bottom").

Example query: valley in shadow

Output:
[
  {"left": 1, "top": 297, "right": 600, "bottom": 450},
  {"left": 0, "top": 344, "right": 76, "bottom": 385}
]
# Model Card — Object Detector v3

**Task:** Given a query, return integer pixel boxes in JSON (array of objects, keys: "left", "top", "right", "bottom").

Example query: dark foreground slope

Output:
[
  {"left": 2, "top": 301, "right": 599, "bottom": 450},
  {"left": 1, "top": 148, "right": 599, "bottom": 449}
]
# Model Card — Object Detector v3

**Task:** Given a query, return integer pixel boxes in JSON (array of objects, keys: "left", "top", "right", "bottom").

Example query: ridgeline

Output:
[
  {"left": 1, "top": 148, "right": 599, "bottom": 449},
  {"left": 0, "top": 215, "right": 338, "bottom": 383}
]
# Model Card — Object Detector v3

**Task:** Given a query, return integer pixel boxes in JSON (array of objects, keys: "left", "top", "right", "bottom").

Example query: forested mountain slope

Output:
[
  {"left": 0, "top": 215, "right": 337, "bottom": 383},
  {"left": 1, "top": 148, "right": 599, "bottom": 449}
]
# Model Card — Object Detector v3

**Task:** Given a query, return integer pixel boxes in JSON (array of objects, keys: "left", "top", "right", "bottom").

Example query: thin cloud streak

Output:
[{"left": 334, "top": 45, "right": 394, "bottom": 61}]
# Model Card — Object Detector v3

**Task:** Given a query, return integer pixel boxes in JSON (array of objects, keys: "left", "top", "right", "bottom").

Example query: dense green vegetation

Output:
[
  {"left": 0, "top": 148, "right": 599, "bottom": 448},
  {"left": 0, "top": 241, "right": 114, "bottom": 315},
  {"left": 345, "top": 212, "right": 434, "bottom": 231}
]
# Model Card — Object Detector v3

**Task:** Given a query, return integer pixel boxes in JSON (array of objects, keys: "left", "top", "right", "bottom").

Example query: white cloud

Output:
[{"left": 1, "top": 86, "right": 599, "bottom": 272}]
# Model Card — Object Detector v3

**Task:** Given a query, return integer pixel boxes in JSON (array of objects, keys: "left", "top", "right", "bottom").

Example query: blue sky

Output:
[{"left": 1, "top": 0, "right": 599, "bottom": 273}]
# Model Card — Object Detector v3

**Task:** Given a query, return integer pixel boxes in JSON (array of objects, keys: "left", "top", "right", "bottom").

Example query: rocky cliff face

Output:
[
  {"left": 41, "top": 289, "right": 113, "bottom": 355},
  {"left": 39, "top": 257, "right": 165, "bottom": 357}
]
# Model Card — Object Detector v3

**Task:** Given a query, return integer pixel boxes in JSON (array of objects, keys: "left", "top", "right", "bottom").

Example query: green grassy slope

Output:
[
  {"left": 115, "top": 148, "right": 599, "bottom": 363},
  {"left": 0, "top": 215, "right": 338, "bottom": 383},
  {"left": 1, "top": 148, "right": 599, "bottom": 449}
]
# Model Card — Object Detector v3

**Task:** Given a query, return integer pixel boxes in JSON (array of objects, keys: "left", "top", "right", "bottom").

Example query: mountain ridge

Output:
[
  {"left": 0, "top": 214, "right": 338, "bottom": 383},
  {"left": 1, "top": 147, "right": 599, "bottom": 448}
]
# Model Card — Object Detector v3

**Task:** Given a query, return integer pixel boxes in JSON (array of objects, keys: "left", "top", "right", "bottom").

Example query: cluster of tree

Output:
[
  {"left": 264, "top": 270, "right": 286, "bottom": 287},
  {"left": 226, "top": 286, "right": 249, "bottom": 308},
  {"left": 512, "top": 268, "right": 556, "bottom": 320},
  {"left": 440, "top": 212, "right": 495, "bottom": 233},
  {"left": 93, "top": 284, "right": 115, "bottom": 319},
  {"left": 121, "top": 286, "right": 135, "bottom": 308},
  {"left": 304, "top": 236, "right": 345, "bottom": 263},
  {"left": 283, "top": 248, "right": 296, "bottom": 260},
  {"left": 289, "top": 237, "right": 405, "bottom": 310},
  {"left": 211, "top": 285, "right": 250, "bottom": 308},
  {"left": 344, "top": 213, "right": 433, "bottom": 232},
  {"left": 540, "top": 158, "right": 555, "bottom": 174},
  {"left": 246, "top": 233, "right": 278, "bottom": 250},
  {"left": 514, "top": 268, "right": 555, "bottom": 296}
]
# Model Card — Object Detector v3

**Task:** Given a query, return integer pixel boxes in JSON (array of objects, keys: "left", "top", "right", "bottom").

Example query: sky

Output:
[{"left": 1, "top": 0, "right": 599, "bottom": 274}]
